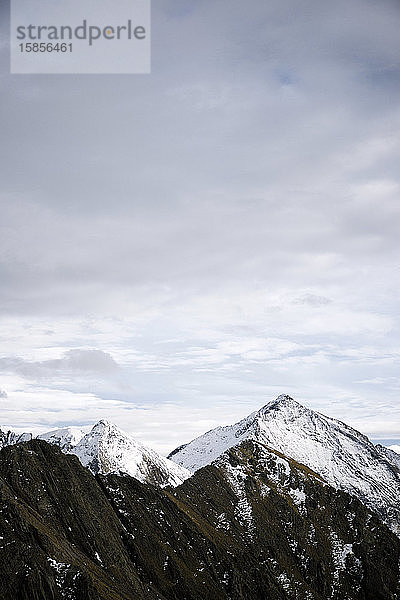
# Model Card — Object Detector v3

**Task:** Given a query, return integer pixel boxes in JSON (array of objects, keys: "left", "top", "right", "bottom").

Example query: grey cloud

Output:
[
  {"left": 0, "top": 0, "right": 399, "bottom": 442},
  {"left": 59, "top": 349, "right": 119, "bottom": 373},
  {"left": 0, "top": 389, "right": 7, "bottom": 399},
  {"left": 0, "top": 349, "right": 118, "bottom": 380}
]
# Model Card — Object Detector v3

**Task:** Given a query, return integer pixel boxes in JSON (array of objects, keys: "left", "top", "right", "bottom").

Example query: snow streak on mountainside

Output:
[
  {"left": 71, "top": 420, "right": 191, "bottom": 487},
  {"left": 169, "top": 394, "right": 400, "bottom": 534}
]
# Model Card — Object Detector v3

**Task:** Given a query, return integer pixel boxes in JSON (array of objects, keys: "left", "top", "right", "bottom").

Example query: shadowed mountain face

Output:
[{"left": 0, "top": 439, "right": 399, "bottom": 600}]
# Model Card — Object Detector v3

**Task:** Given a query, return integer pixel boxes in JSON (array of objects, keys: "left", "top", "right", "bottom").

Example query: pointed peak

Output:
[
  {"left": 256, "top": 394, "right": 305, "bottom": 417},
  {"left": 88, "top": 419, "right": 117, "bottom": 435},
  {"left": 92, "top": 419, "right": 112, "bottom": 429},
  {"left": 273, "top": 394, "right": 297, "bottom": 404},
  {"left": 87, "top": 420, "right": 136, "bottom": 442}
]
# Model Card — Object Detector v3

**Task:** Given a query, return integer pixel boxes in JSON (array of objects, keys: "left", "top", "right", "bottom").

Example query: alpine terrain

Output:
[
  {"left": 0, "top": 438, "right": 399, "bottom": 600},
  {"left": 71, "top": 420, "right": 191, "bottom": 487},
  {"left": 38, "top": 426, "right": 87, "bottom": 452},
  {"left": 169, "top": 394, "right": 400, "bottom": 535},
  {"left": 0, "top": 394, "right": 399, "bottom": 599},
  {"left": 0, "top": 420, "right": 191, "bottom": 487}
]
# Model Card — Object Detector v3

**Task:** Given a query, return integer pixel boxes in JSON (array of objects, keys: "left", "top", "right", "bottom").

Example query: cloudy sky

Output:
[{"left": 0, "top": 0, "right": 400, "bottom": 454}]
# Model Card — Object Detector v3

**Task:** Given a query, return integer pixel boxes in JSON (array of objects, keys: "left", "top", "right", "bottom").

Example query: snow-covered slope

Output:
[
  {"left": 71, "top": 420, "right": 191, "bottom": 487},
  {"left": 38, "top": 427, "right": 87, "bottom": 452},
  {"left": 1, "top": 422, "right": 191, "bottom": 488},
  {"left": 169, "top": 394, "right": 400, "bottom": 534},
  {"left": 389, "top": 445, "right": 400, "bottom": 455},
  {"left": 0, "top": 427, "right": 32, "bottom": 449},
  {"left": 376, "top": 444, "right": 400, "bottom": 471}
]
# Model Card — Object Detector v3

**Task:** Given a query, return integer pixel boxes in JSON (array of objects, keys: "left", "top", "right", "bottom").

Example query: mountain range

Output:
[
  {"left": 0, "top": 436, "right": 399, "bottom": 600},
  {"left": 0, "top": 419, "right": 191, "bottom": 488},
  {"left": 1, "top": 394, "right": 399, "bottom": 599}
]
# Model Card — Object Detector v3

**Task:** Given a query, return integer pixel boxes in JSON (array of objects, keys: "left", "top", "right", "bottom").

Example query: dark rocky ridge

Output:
[{"left": 0, "top": 438, "right": 399, "bottom": 600}]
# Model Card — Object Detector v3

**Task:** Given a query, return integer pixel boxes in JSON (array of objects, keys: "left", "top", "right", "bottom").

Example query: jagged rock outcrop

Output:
[{"left": 0, "top": 428, "right": 32, "bottom": 448}]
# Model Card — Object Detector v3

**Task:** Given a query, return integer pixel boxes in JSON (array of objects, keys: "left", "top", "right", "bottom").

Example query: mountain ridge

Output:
[
  {"left": 1, "top": 394, "right": 399, "bottom": 531},
  {"left": 0, "top": 419, "right": 191, "bottom": 488},
  {"left": 1, "top": 437, "right": 399, "bottom": 600},
  {"left": 169, "top": 394, "right": 400, "bottom": 534}
]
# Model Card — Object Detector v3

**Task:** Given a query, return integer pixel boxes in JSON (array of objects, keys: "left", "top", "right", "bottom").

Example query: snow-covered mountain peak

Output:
[
  {"left": 38, "top": 426, "right": 87, "bottom": 452},
  {"left": 261, "top": 393, "right": 299, "bottom": 409},
  {"left": 92, "top": 419, "right": 112, "bottom": 429},
  {"left": 85, "top": 419, "right": 117, "bottom": 436},
  {"left": 169, "top": 395, "right": 400, "bottom": 534},
  {"left": 1, "top": 420, "right": 191, "bottom": 488},
  {"left": 83, "top": 419, "right": 116, "bottom": 438},
  {"left": 72, "top": 420, "right": 191, "bottom": 487},
  {"left": 255, "top": 394, "right": 307, "bottom": 420}
]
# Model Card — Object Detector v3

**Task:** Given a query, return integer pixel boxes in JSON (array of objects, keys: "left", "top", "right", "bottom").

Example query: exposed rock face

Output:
[
  {"left": 169, "top": 394, "right": 400, "bottom": 534},
  {"left": 0, "top": 438, "right": 399, "bottom": 600}
]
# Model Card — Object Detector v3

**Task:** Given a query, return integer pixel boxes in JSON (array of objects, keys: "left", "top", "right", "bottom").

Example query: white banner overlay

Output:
[{"left": 10, "top": 0, "right": 151, "bottom": 74}]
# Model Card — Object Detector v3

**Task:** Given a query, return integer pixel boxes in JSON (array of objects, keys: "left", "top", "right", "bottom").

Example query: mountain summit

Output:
[
  {"left": 71, "top": 420, "right": 191, "bottom": 487},
  {"left": 169, "top": 394, "right": 400, "bottom": 534},
  {"left": 0, "top": 420, "right": 191, "bottom": 488}
]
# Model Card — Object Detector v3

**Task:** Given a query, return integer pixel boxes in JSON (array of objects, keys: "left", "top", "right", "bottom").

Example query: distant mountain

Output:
[
  {"left": 0, "top": 421, "right": 191, "bottom": 488},
  {"left": 0, "top": 438, "right": 398, "bottom": 600},
  {"left": 169, "top": 394, "right": 400, "bottom": 534},
  {"left": 0, "top": 427, "right": 32, "bottom": 448},
  {"left": 71, "top": 420, "right": 191, "bottom": 487},
  {"left": 38, "top": 426, "right": 87, "bottom": 451}
]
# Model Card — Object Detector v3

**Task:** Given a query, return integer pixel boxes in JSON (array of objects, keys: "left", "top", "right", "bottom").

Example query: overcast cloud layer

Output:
[{"left": 0, "top": 0, "right": 400, "bottom": 454}]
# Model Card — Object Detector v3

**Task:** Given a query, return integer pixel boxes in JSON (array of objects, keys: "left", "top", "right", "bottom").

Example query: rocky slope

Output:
[
  {"left": 169, "top": 394, "right": 400, "bottom": 534},
  {"left": 0, "top": 438, "right": 399, "bottom": 600},
  {"left": 376, "top": 443, "right": 400, "bottom": 470},
  {"left": 0, "top": 421, "right": 190, "bottom": 488}
]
